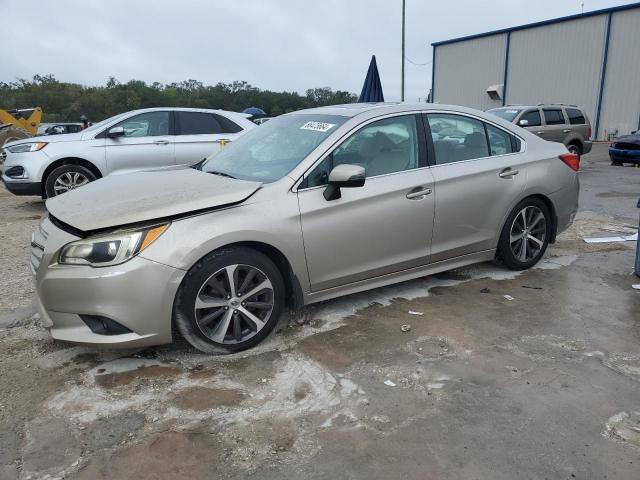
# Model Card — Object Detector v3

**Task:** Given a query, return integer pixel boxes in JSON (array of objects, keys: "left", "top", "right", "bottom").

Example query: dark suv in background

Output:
[{"left": 488, "top": 104, "right": 592, "bottom": 156}]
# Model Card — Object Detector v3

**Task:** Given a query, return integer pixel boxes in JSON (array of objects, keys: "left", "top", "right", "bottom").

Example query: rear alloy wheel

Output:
[
  {"left": 496, "top": 198, "right": 551, "bottom": 270},
  {"left": 567, "top": 144, "right": 581, "bottom": 156},
  {"left": 45, "top": 164, "right": 96, "bottom": 197},
  {"left": 174, "top": 247, "right": 285, "bottom": 354}
]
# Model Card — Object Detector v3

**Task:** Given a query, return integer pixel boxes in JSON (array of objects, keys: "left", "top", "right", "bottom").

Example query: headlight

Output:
[
  {"left": 6, "top": 142, "right": 47, "bottom": 153},
  {"left": 58, "top": 223, "right": 169, "bottom": 267}
]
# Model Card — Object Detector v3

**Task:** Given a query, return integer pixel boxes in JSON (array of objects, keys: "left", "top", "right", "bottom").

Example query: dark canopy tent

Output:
[
  {"left": 242, "top": 107, "right": 266, "bottom": 117},
  {"left": 358, "top": 55, "right": 384, "bottom": 103}
]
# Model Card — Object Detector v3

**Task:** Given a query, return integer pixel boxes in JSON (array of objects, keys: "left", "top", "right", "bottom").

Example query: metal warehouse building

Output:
[{"left": 430, "top": 2, "right": 640, "bottom": 140}]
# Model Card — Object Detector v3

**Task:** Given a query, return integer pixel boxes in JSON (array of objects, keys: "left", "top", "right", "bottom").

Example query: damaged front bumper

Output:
[{"left": 33, "top": 216, "right": 185, "bottom": 348}]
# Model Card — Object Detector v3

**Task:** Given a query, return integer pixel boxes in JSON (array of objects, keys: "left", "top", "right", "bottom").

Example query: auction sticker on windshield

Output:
[{"left": 300, "top": 121, "right": 335, "bottom": 132}]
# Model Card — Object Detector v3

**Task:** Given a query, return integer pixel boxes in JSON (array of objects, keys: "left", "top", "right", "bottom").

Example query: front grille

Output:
[
  {"left": 613, "top": 142, "right": 640, "bottom": 151},
  {"left": 30, "top": 221, "right": 49, "bottom": 272}
]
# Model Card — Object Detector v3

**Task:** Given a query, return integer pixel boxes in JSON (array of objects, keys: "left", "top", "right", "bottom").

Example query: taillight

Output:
[
  {"left": 586, "top": 127, "right": 592, "bottom": 139},
  {"left": 559, "top": 153, "right": 580, "bottom": 171}
]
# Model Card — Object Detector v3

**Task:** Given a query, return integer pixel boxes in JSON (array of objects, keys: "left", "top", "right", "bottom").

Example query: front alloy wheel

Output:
[
  {"left": 174, "top": 247, "right": 285, "bottom": 354},
  {"left": 53, "top": 171, "right": 90, "bottom": 195},
  {"left": 44, "top": 164, "right": 97, "bottom": 198},
  {"left": 194, "top": 264, "right": 274, "bottom": 344}
]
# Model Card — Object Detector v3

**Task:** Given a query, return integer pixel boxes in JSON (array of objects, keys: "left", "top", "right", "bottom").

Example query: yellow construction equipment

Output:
[{"left": 0, "top": 107, "right": 42, "bottom": 146}]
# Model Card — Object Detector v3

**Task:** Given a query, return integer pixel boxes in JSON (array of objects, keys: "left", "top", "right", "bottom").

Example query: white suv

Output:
[{"left": 0, "top": 107, "right": 255, "bottom": 197}]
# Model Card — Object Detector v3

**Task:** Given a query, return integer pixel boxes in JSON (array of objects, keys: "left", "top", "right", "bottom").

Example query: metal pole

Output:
[{"left": 401, "top": 0, "right": 406, "bottom": 102}]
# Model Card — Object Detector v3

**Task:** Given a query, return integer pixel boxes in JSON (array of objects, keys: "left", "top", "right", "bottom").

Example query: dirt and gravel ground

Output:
[{"left": 0, "top": 144, "right": 639, "bottom": 479}]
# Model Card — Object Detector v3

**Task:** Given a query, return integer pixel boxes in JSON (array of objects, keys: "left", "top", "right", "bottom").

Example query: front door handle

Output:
[
  {"left": 153, "top": 140, "right": 170, "bottom": 145},
  {"left": 406, "top": 187, "right": 432, "bottom": 199},
  {"left": 499, "top": 168, "right": 519, "bottom": 179}
]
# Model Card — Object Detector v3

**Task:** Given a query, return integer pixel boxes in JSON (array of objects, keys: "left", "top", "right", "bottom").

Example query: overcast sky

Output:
[{"left": 0, "top": 0, "right": 632, "bottom": 101}]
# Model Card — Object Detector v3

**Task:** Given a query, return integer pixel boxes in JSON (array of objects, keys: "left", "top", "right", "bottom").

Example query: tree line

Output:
[{"left": 0, "top": 75, "right": 357, "bottom": 123}]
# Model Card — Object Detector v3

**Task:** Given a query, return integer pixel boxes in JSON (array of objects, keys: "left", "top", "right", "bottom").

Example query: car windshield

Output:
[
  {"left": 83, "top": 112, "right": 131, "bottom": 134},
  {"left": 202, "top": 114, "right": 347, "bottom": 182},
  {"left": 487, "top": 108, "right": 522, "bottom": 122}
]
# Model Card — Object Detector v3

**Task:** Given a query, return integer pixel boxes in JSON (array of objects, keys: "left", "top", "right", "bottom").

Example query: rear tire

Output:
[
  {"left": 174, "top": 247, "right": 285, "bottom": 354},
  {"left": 496, "top": 198, "right": 551, "bottom": 270},
  {"left": 567, "top": 143, "right": 581, "bottom": 156},
  {"left": 0, "top": 127, "right": 32, "bottom": 147},
  {"left": 44, "top": 164, "right": 96, "bottom": 197}
]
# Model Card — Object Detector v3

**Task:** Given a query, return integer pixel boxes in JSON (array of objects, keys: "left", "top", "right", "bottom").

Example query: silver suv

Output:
[
  {"left": 32, "top": 103, "right": 579, "bottom": 354},
  {"left": 487, "top": 104, "right": 592, "bottom": 156},
  {"left": 0, "top": 107, "right": 255, "bottom": 197}
]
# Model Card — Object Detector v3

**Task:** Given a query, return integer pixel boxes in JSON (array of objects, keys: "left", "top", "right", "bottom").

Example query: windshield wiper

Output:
[{"left": 208, "top": 170, "right": 237, "bottom": 179}]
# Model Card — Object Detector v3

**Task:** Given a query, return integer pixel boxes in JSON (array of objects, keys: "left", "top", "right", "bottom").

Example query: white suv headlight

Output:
[
  {"left": 58, "top": 224, "right": 169, "bottom": 267},
  {"left": 6, "top": 142, "right": 47, "bottom": 153}
]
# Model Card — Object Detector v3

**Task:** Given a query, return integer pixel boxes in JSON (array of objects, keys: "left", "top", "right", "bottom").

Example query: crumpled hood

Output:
[{"left": 46, "top": 169, "right": 262, "bottom": 232}]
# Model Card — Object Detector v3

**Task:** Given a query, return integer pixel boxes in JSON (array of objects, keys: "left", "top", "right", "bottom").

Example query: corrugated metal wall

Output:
[
  {"left": 432, "top": 6, "right": 640, "bottom": 139},
  {"left": 598, "top": 8, "right": 640, "bottom": 137},
  {"left": 433, "top": 33, "right": 507, "bottom": 111},
  {"left": 506, "top": 15, "right": 607, "bottom": 128}
]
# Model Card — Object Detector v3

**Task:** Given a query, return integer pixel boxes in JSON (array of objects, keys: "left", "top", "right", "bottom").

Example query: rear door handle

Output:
[
  {"left": 153, "top": 140, "right": 170, "bottom": 145},
  {"left": 563, "top": 129, "right": 571, "bottom": 133},
  {"left": 406, "top": 187, "right": 432, "bottom": 199},
  {"left": 499, "top": 168, "right": 519, "bottom": 179},
  {"left": 536, "top": 131, "right": 544, "bottom": 135}
]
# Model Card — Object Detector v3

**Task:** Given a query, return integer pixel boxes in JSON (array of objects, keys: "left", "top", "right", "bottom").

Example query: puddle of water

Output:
[
  {"left": 47, "top": 353, "right": 366, "bottom": 428},
  {"left": 505, "top": 335, "right": 588, "bottom": 361},
  {"left": 89, "top": 358, "right": 180, "bottom": 388},
  {"left": 171, "top": 387, "right": 247, "bottom": 411}
]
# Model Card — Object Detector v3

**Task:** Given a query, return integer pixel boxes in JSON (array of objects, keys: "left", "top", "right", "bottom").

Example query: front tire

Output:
[
  {"left": 496, "top": 198, "right": 551, "bottom": 270},
  {"left": 174, "top": 247, "right": 285, "bottom": 354},
  {"left": 44, "top": 164, "right": 96, "bottom": 197}
]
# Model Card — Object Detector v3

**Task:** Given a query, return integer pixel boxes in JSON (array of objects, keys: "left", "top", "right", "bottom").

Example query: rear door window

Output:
[
  {"left": 566, "top": 108, "right": 586, "bottom": 125},
  {"left": 427, "top": 114, "right": 489, "bottom": 164},
  {"left": 520, "top": 110, "right": 541, "bottom": 127},
  {"left": 176, "top": 111, "right": 242, "bottom": 135},
  {"left": 543, "top": 109, "right": 565, "bottom": 125}
]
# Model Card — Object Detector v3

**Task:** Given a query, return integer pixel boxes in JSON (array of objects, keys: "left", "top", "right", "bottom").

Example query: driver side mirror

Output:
[
  {"left": 323, "top": 164, "right": 365, "bottom": 201},
  {"left": 518, "top": 119, "right": 529, "bottom": 127},
  {"left": 107, "top": 126, "right": 125, "bottom": 138}
]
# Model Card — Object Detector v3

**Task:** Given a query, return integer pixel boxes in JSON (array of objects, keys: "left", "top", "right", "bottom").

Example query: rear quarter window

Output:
[{"left": 566, "top": 108, "right": 586, "bottom": 125}]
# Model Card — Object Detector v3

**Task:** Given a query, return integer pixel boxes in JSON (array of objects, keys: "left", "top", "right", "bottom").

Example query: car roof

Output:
[{"left": 288, "top": 102, "right": 494, "bottom": 118}]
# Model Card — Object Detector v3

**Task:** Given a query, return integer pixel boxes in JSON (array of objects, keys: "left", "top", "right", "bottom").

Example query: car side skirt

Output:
[{"left": 303, "top": 249, "right": 496, "bottom": 305}]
